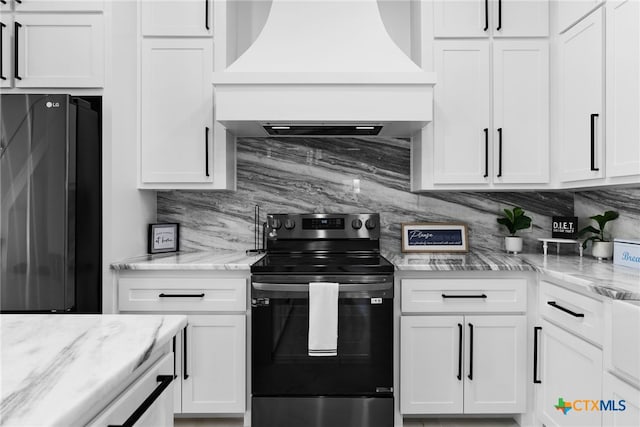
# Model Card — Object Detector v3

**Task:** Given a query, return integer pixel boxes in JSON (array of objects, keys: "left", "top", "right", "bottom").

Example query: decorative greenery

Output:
[
  {"left": 497, "top": 207, "right": 532, "bottom": 237},
  {"left": 578, "top": 210, "right": 619, "bottom": 249}
]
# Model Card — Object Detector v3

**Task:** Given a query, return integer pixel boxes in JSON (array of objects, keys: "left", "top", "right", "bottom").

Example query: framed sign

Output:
[
  {"left": 148, "top": 223, "right": 179, "bottom": 254},
  {"left": 401, "top": 223, "right": 469, "bottom": 253},
  {"left": 552, "top": 216, "right": 578, "bottom": 239}
]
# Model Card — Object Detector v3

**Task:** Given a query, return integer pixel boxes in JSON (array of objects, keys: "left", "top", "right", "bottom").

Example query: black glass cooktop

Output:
[{"left": 250, "top": 253, "right": 394, "bottom": 274}]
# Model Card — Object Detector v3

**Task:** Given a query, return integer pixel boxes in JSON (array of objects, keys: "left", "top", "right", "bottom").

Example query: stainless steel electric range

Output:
[{"left": 250, "top": 213, "right": 394, "bottom": 427}]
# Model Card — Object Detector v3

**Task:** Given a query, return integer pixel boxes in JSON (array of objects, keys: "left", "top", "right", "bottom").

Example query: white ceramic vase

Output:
[
  {"left": 591, "top": 241, "right": 613, "bottom": 260},
  {"left": 505, "top": 236, "right": 523, "bottom": 254}
]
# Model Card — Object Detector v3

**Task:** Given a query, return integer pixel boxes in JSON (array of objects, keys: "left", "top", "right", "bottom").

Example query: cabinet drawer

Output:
[
  {"left": 539, "top": 280, "right": 603, "bottom": 345},
  {"left": 119, "top": 276, "right": 246, "bottom": 312},
  {"left": 401, "top": 278, "right": 526, "bottom": 313}
]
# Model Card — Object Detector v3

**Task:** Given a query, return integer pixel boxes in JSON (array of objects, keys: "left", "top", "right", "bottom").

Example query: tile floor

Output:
[{"left": 174, "top": 418, "right": 520, "bottom": 427}]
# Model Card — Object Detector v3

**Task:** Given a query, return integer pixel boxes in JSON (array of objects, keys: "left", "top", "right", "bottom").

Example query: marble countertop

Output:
[
  {"left": 111, "top": 249, "right": 639, "bottom": 300},
  {"left": 111, "top": 250, "right": 265, "bottom": 271},
  {"left": 0, "top": 314, "right": 187, "bottom": 426}
]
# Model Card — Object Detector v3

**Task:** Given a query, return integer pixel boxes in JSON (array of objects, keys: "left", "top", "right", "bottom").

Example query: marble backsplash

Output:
[
  {"left": 574, "top": 187, "right": 640, "bottom": 244},
  {"left": 158, "top": 137, "right": 578, "bottom": 255}
]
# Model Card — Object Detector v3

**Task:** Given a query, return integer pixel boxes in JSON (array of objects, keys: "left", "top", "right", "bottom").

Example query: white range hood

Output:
[{"left": 212, "top": 0, "right": 436, "bottom": 137}]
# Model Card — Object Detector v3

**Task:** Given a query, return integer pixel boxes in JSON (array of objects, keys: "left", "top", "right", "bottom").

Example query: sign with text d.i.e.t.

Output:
[
  {"left": 552, "top": 216, "right": 578, "bottom": 239},
  {"left": 401, "top": 223, "right": 468, "bottom": 253}
]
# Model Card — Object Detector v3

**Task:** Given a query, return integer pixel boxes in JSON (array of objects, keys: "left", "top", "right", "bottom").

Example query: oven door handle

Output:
[{"left": 252, "top": 282, "right": 392, "bottom": 292}]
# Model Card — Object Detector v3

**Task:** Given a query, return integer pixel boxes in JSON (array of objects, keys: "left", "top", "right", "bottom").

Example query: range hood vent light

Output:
[{"left": 264, "top": 125, "right": 383, "bottom": 137}]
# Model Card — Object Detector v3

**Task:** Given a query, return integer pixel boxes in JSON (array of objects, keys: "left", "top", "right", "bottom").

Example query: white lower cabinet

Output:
[
  {"left": 603, "top": 372, "right": 640, "bottom": 427},
  {"left": 117, "top": 271, "right": 247, "bottom": 416},
  {"left": 537, "top": 319, "right": 603, "bottom": 427},
  {"left": 401, "top": 315, "right": 526, "bottom": 414},
  {"left": 181, "top": 314, "right": 246, "bottom": 413}
]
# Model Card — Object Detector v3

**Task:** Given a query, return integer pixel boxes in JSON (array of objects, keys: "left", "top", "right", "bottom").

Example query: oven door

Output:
[{"left": 251, "top": 275, "right": 393, "bottom": 397}]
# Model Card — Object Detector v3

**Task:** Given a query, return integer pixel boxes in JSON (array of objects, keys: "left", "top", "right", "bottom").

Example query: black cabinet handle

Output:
[
  {"left": 14, "top": 22, "right": 21, "bottom": 80},
  {"left": 497, "top": 128, "right": 503, "bottom": 178},
  {"left": 0, "top": 22, "right": 5, "bottom": 80},
  {"left": 547, "top": 301, "right": 585, "bottom": 318},
  {"left": 497, "top": 0, "right": 502, "bottom": 31},
  {"left": 484, "top": 0, "right": 489, "bottom": 31},
  {"left": 205, "top": 0, "right": 210, "bottom": 30},
  {"left": 159, "top": 293, "right": 205, "bottom": 298},
  {"left": 108, "top": 375, "right": 173, "bottom": 427},
  {"left": 590, "top": 113, "right": 599, "bottom": 171},
  {"left": 0, "top": 1, "right": 6, "bottom": 5},
  {"left": 205, "top": 126, "right": 210, "bottom": 177},
  {"left": 183, "top": 326, "right": 189, "bottom": 380},
  {"left": 442, "top": 294, "right": 487, "bottom": 299},
  {"left": 457, "top": 323, "right": 463, "bottom": 381},
  {"left": 468, "top": 323, "right": 474, "bottom": 380},
  {"left": 533, "top": 326, "right": 541, "bottom": 384},
  {"left": 172, "top": 336, "right": 177, "bottom": 379},
  {"left": 483, "top": 128, "right": 489, "bottom": 178},
  {"left": 15, "top": 0, "right": 21, "bottom": 3}
]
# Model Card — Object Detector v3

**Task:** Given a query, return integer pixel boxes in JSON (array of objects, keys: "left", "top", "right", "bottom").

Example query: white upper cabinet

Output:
[
  {"left": 142, "top": 0, "right": 212, "bottom": 37},
  {"left": 434, "top": 0, "right": 491, "bottom": 38},
  {"left": 434, "top": 40, "right": 491, "bottom": 184},
  {"left": 13, "top": 14, "right": 104, "bottom": 88},
  {"left": 0, "top": 17, "right": 10, "bottom": 88},
  {"left": 493, "top": 40, "right": 549, "bottom": 184},
  {"left": 559, "top": 8, "right": 604, "bottom": 183},
  {"left": 556, "top": 0, "right": 604, "bottom": 33},
  {"left": 605, "top": 0, "right": 640, "bottom": 178},
  {"left": 434, "top": 0, "right": 548, "bottom": 38},
  {"left": 140, "top": 38, "right": 213, "bottom": 184},
  {"left": 492, "top": 0, "right": 549, "bottom": 37}
]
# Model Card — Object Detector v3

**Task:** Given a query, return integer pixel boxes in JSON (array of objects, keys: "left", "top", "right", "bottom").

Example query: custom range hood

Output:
[{"left": 212, "top": 0, "right": 436, "bottom": 137}]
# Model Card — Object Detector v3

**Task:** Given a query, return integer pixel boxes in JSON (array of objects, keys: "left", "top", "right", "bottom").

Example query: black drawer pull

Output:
[
  {"left": 468, "top": 323, "right": 474, "bottom": 380},
  {"left": 533, "top": 326, "right": 542, "bottom": 384},
  {"left": 14, "top": 22, "right": 21, "bottom": 80},
  {"left": 442, "top": 294, "right": 487, "bottom": 299},
  {"left": 183, "top": 326, "right": 189, "bottom": 380},
  {"left": 108, "top": 375, "right": 173, "bottom": 427},
  {"left": 547, "top": 301, "right": 584, "bottom": 318},
  {"left": 159, "top": 293, "right": 205, "bottom": 298}
]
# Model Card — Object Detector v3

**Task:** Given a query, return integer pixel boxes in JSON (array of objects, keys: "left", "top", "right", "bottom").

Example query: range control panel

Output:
[{"left": 266, "top": 213, "right": 380, "bottom": 240}]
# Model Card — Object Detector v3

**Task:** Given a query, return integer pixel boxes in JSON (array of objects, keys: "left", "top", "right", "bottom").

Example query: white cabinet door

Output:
[
  {"left": 559, "top": 8, "right": 604, "bottom": 182},
  {"left": 557, "top": 0, "right": 603, "bottom": 34},
  {"left": 0, "top": 17, "right": 10, "bottom": 88},
  {"left": 142, "top": 0, "right": 212, "bottom": 37},
  {"left": 433, "top": 40, "right": 491, "bottom": 184},
  {"left": 492, "top": 0, "right": 549, "bottom": 37},
  {"left": 400, "top": 316, "right": 464, "bottom": 414},
  {"left": 13, "top": 0, "right": 103, "bottom": 12},
  {"left": 537, "top": 320, "right": 603, "bottom": 427},
  {"left": 433, "top": 0, "right": 490, "bottom": 38},
  {"left": 464, "top": 316, "right": 526, "bottom": 414},
  {"left": 493, "top": 40, "right": 549, "bottom": 184},
  {"left": 182, "top": 315, "right": 245, "bottom": 414},
  {"left": 13, "top": 14, "right": 104, "bottom": 88},
  {"left": 606, "top": 0, "right": 640, "bottom": 178},
  {"left": 140, "top": 38, "right": 213, "bottom": 184},
  {"left": 603, "top": 372, "right": 640, "bottom": 427}
]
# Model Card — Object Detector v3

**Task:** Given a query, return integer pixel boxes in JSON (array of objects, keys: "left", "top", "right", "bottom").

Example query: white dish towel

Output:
[{"left": 308, "top": 282, "right": 339, "bottom": 356}]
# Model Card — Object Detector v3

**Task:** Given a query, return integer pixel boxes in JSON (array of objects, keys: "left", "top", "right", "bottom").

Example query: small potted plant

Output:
[
  {"left": 497, "top": 207, "right": 532, "bottom": 254},
  {"left": 578, "top": 210, "right": 619, "bottom": 260}
]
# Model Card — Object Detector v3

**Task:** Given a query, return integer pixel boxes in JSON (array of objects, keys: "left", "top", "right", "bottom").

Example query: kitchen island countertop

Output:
[{"left": 0, "top": 314, "right": 187, "bottom": 426}]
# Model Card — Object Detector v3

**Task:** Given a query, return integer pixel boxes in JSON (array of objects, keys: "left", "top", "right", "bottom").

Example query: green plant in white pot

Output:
[
  {"left": 497, "top": 207, "right": 532, "bottom": 254},
  {"left": 578, "top": 210, "right": 619, "bottom": 260}
]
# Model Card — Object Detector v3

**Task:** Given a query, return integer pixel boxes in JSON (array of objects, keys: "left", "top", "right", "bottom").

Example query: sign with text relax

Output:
[{"left": 555, "top": 397, "right": 627, "bottom": 415}]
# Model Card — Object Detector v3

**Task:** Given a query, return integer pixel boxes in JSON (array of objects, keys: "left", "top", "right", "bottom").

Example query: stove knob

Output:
[
  {"left": 284, "top": 219, "right": 295, "bottom": 230},
  {"left": 365, "top": 218, "right": 377, "bottom": 230},
  {"left": 351, "top": 219, "right": 363, "bottom": 230},
  {"left": 270, "top": 218, "right": 282, "bottom": 230}
]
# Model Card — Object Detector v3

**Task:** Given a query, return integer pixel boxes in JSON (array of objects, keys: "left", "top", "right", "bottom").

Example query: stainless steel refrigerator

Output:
[{"left": 0, "top": 94, "right": 101, "bottom": 313}]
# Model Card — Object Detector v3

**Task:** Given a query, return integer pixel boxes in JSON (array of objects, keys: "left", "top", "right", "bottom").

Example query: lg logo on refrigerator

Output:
[{"left": 45, "top": 102, "right": 60, "bottom": 108}]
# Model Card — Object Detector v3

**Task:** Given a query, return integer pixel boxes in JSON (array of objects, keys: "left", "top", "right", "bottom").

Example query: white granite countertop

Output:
[
  {"left": 387, "top": 251, "right": 536, "bottom": 272},
  {"left": 111, "top": 250, "right": 264, "bottom": 271},
  {"left": 0, "top": 314, "right": 187, "bottom": 426}
]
